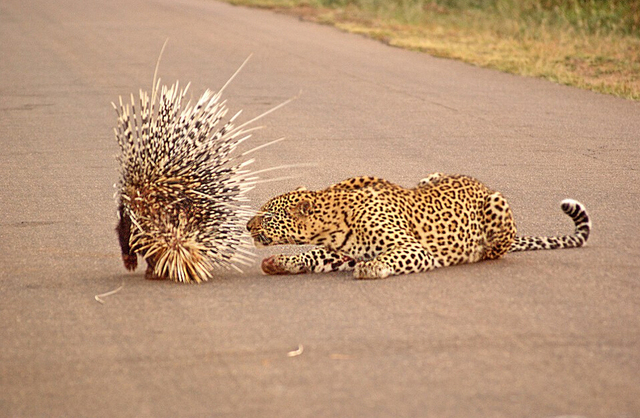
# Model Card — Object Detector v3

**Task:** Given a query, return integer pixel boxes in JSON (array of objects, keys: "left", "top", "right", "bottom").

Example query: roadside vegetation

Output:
[{"left": 225, "top": 0, "right": 640, "bottom": 100}]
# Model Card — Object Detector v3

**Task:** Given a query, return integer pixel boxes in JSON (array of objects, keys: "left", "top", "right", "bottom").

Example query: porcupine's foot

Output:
[
  {"left": 144, "top": 266, "right": 166, "bottom": 280},
  {"left": 122, "top": 254, "right": 137, "bottom": 271}
]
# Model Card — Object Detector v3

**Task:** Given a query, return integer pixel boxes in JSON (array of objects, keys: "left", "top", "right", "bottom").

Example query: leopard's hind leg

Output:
[
  {"left": 417, "top": 172, "right": 444, "bottom": 187},
  {"left": 482, "top": 192, "right": 517, "bottom": 260}
]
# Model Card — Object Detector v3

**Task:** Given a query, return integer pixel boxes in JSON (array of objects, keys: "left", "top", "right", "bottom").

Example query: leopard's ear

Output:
[
  {"left": 291, "top": 199, "right": 314, "bottom": 218},
  {"left": 294, "top": 186, "right": 308, "bottom": 192}
]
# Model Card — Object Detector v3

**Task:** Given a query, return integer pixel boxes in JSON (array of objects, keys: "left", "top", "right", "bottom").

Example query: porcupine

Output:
[{"left": 114, "top": 53, "right": 288, "bottom": 283}]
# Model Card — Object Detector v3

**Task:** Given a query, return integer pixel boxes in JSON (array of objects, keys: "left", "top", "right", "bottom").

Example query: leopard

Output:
[{"left": 246, "top": 173, "right": 591, "bottom": 279}]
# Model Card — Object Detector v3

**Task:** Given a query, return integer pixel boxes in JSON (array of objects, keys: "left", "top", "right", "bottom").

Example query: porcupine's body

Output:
[{"left": 114, "top": 60, "right": 273, "bottom": 283}]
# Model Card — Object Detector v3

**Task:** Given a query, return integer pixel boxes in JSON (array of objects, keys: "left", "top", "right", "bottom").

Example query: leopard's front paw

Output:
[
  {"left": 261, "top": 255, "right": 308, "bottom": 275},
  {"left": 261, "top": 255, "right": 290, "bottom": 275},
  {"left": 353, "top": 260, "right": 392, "bottom": 280}
]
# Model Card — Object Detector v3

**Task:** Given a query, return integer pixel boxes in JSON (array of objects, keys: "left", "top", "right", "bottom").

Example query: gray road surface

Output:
[{"left": 1, "top": 0, "right": 639, "bottom": 417}]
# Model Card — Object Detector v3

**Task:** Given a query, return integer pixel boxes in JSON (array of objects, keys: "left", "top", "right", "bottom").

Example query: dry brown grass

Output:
[{"left": 225, "top": 0, "right": 640, "bottom": 100}]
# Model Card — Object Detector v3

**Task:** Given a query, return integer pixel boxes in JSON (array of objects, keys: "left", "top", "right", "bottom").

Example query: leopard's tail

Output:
[{"left": 508, "top": 199, "right": 590, "bottom": 252}]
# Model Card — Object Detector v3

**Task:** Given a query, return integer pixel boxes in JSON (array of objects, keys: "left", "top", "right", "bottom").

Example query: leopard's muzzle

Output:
[
  {"left": 252, "top": 232, "right": 273, "bottom": 247},
  {"left": 247, "top": 216, "right": 272, "bottom": 247}
]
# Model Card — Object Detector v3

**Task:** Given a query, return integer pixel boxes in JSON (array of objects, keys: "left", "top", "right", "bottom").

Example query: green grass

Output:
[{"left": 225, "top": 0, "right": 640, "bottom": 100}]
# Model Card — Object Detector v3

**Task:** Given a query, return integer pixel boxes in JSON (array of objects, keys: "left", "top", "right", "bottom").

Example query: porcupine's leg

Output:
[
  {"left": 261, "top": 247, "right": 357, "bottom": 275},
  {"left": 144, "top": 258, "right": 165, "bottom": 280},
  {"left": 116, "top": 203, "right": 137, "bottom": 271}
]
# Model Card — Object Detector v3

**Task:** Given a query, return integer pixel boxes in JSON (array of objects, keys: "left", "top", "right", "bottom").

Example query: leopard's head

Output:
[{"left": 247, "top": 189, "right": 323, "bottom": 247}]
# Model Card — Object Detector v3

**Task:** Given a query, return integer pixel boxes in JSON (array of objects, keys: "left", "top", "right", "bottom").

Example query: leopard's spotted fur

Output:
[{"left": 247, "top": 174, "right": 590, "bottom": 279}]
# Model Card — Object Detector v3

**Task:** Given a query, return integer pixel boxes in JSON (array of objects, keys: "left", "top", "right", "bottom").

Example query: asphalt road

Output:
[{"left": 1, "top": 0, "right": 639, "bottom": 417}]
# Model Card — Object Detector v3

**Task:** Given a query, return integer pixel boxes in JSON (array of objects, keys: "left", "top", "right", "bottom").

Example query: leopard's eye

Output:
[{"left": 262, "top": 212, "right": 273, "bottom": 222}]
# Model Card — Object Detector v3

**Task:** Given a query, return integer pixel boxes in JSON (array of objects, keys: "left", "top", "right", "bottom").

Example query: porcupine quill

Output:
[{"left": 113, "top": 44, "right": 292, "bottom": 283}]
